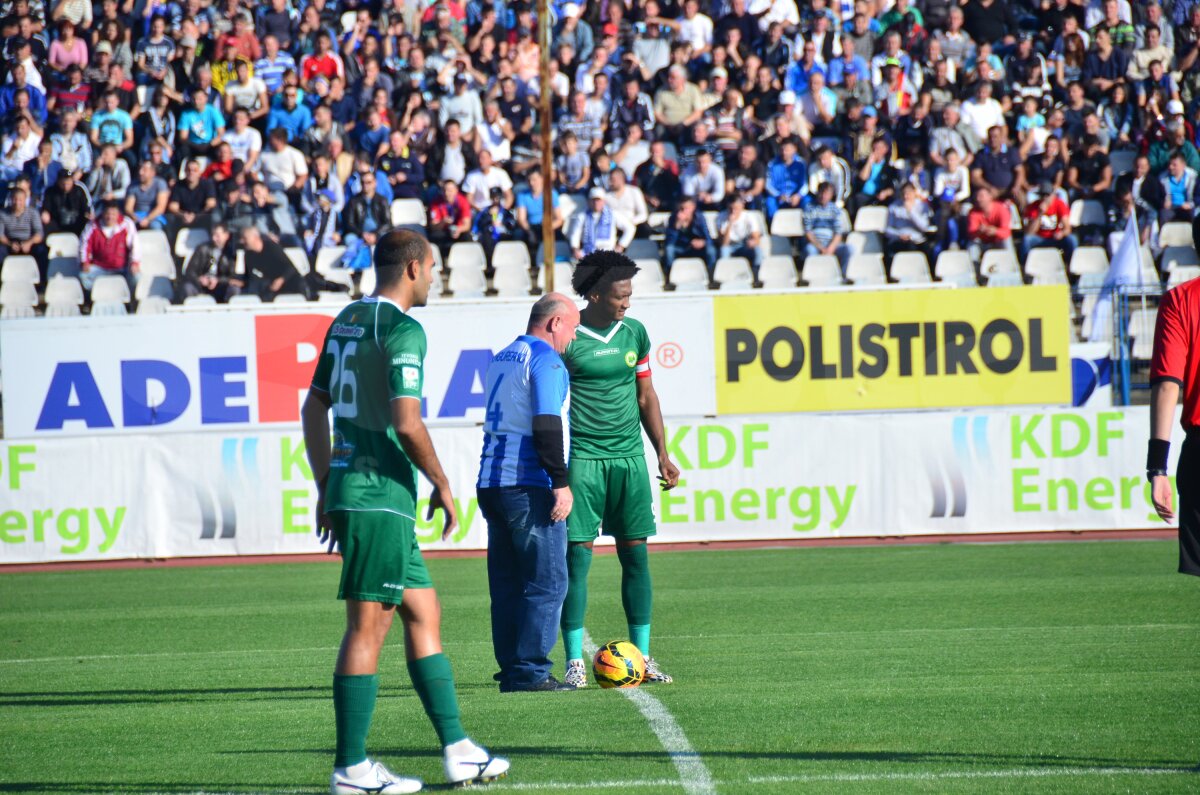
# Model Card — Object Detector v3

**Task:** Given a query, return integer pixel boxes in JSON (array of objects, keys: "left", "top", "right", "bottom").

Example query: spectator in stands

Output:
[
  {"left": 664, "top": 196, "right": 717, "bottom": 284},
  {"left": 177, "top": 90, "right": 225, "bottom": 162},
  {"left": 635, "top": 139, "right": 681, "bottom": 214},
  {"left": 1106, "top": 185, "right": 1156, "bottom": 256},
  {"left": 807, "top": 146, "right": 852, "bottom": 207},
  {"left": 168, "top": 158, "right": 218, "bottom": 235},
  {"left": 852, "top": 136, "right": 898, "bottom": 214},
  {"left": 803, "top": 181, "right": 853, "bottom": 273},
  {"left": 463, "top": 149, "right": 514, "bottom": 210},
  {"left": 266, "top": 83, "right": 314, "bottom": 144},
  {"left": 180, "top": 225, "right": 241, "bottom": 303},
  {"left": 554, "top": 131, "right": 591, "bottom": 196},
  {"left": 1021, "top": 181, "right": 1077, "bottom": 264},
  {"left": 765, "top": 138, "right": 807, "bottom": 219},
  {"left": 515, "top": 169, "right": 564, "bottom": 261},
  {"left": 1120, "top": 154, "right": 1165, "bottom": 218},
  {"left": 884, "top": 182, "right": 937, "bottom": 264},
  {"left": 1158, "top": 154, "right": 1198, "bottom": 225},
  {"left": 79, "top": 202, "right": 139, "bottom": 291},
  {"left": 716, "top": 197, "right": 764, "bottom": 277},
  {"left": 933, "top": 148, "right": 971, "bottom": 250},
  {"left": 966, "top": 187, "right": 1015, "bottom": 264},
  {"left": 85, "top": 144, "right": 131, "bottom": 211},
  {"left": 342, "top": 170, "right": 390, "bottom": 269},
  {"left": 654, "top": 64, "right": 704, "bottom": 143},
  {"left": 1082, "top": 29, "right": 1127, "bottom": 102},
  {"left": 241, "top": 225, "right": 307, "bottom": 301},
  {"left": 429, "top": 178, "right": 474, "bottom": 258},
  {"left": 126, "top": 160, "right": 169, "bottom": 231},
  {"left": 22, "top": 140, "right": 59, "bottom": 203},
  {"left": 302, "top": 188, "right": 341, "bottom": 264},
  {"left": 0, "top": 113, "right": 41, "bottom": 181},
  {"left": 42, "top": 169, "right": 91, "bottom": 237},
  {"left": 971, "top": 125, "right": 1026, "bottom": 206},
  {"left": 1149, "top": 119, "right": 1200, "bottom": 175},
  {"left": 605, "top": 169, "right": 648, "bottom": 234},
  {"left": 570, "top": 187, "right": 635, "bottom": 260},
  {"left": 473, "top": 187, "right": 520, "bottom": 272},
  {"left": 681, "top": 149, "right": 725, "bottom": 210}
]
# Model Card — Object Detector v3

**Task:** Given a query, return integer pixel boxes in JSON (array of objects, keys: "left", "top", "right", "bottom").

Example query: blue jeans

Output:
[
  {"left": 664, "top": 239, "right": 717, "bottom": 278},
  {"left": 479, "top": 486, "right": 568, "bottom": 688}
]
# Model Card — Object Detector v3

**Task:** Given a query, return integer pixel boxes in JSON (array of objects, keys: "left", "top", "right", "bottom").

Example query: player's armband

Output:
[{"left": 635, "top": 356, "right": 651, "bottom": 379}]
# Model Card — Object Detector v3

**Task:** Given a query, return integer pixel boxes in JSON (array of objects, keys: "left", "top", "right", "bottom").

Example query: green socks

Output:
[
  {"left": 333, "top": 674, "right": 378, "bottom": 768},
  {"left": 562, "top": 544, "right": 593, "bottom": 661},
  {"left": 407, "top": 653, "right": 467, "bottom": 747},
  {"left": 617, "top": 544, "right": 652, "bottom": 656}
]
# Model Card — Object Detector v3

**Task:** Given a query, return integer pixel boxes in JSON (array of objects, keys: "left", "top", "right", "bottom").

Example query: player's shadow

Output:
[{"left": 0, "top": 683, "right": 493, "bottom": 708}]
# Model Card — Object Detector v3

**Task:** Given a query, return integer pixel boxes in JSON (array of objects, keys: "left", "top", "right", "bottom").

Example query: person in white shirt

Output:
[
  {"left": 462, "top": 149, "right": 515, "bottom": 210},
  {"left": 223, "top": 107, "right": 263, "bottom": 172},
  {"left": 604, "top": 169, "right": 648, "bottom": 230},
  {"left": 0, "top": 114, "right": 40, "bottom": 179},
  {"left": 961, "top": 82, "right": 1006, "bottom": 144},
  {"left": 222, "top": 59, "right": 269, "bottom": 123},
  {"left": 751, "top": 0, "right": 799, "bottom": 34},
  {"left": 675, "top": 0, "right": 714, "bottom": 59},
  {"left": 258, "top": 128, "right": 308, "bottom": 195},
  {"left": 569, "top": 188, "right": 636, "bottom": 258},
  {"left": 477, "top": 100, "right": 513, "bottom": 165},
  {"left": 681, "top": 150, "right": 725, "bottom": 210},
  {"left": 716, "top": 195, "right": 763, "bottom": 273}
]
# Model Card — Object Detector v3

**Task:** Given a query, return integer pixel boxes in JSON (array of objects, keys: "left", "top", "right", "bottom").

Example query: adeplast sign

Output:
[{"left": 0, "top": 298, "right": 716, "bottom": 438}]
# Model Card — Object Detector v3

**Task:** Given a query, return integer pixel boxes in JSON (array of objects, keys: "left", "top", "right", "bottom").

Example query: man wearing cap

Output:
[
  {"left": 472, "top": 186, "right": 520, "bottom": 271},
  {"left": 554, "top": 3, "right": 594, "bottom": 66},
  {"left": 440, "top": 74, "right": 485, "bottom": 141},
  {"left": 1021, "top": 181, "right": 1076, "bottom": 263},
  {"left": 303, "top": 188, "right": 342, "bottom": 262},
  {"left": 570, "top": 188, "right": 635, "bottom": 259},
  {"left": 41, "top": 168, "right": 91, "bottom": 236}
]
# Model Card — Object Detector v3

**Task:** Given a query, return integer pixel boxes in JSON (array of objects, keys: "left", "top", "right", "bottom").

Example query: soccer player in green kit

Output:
[
  {"left": 302, "top": 229, "right": 510, "bottom": 794},
  {"left": 560, "top": 250, "right": 681, "bottom": 688}
]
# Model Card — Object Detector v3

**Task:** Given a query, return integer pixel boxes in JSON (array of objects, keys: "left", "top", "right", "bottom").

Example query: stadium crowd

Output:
[{"left": 2, "top": 0, "right": 1199, "bottom": 302}]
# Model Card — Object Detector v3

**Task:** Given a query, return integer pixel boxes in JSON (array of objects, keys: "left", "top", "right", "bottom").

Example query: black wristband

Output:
[{"left": 1147, "top": 438, "right": 1171, "bottom": 473}]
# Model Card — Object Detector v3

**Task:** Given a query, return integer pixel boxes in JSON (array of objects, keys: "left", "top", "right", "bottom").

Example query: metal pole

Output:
[{"left": 537, "top": 0, "right": 555, "bottom": 291}]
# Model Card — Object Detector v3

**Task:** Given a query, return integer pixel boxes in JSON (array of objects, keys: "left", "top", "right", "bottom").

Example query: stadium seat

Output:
[
  {"left": 980, "top": 247, "right": 1020, "bottom": 276},
  {"left": 558, "top": 193, "right": 581, "bottom": 220},
  {"left": 1, "top": 255, "right": 39, "bottom": 285},
  {"left": 270, "top": 293, "right": 308, "bottom": 304},
  {"left": 801, "top": 254, "right": 842, "bottom": 286},
  {"left": 668, "top": 258, "right": 709, "bottom": 291},
  {"left": 228, "top": 294, "right": 263, "bottom": 305},
  {"left": 136, "top": 295, "right": 171, "bottom": 314},
  {"left": 647, "top": 211, "right": 671, "bottom": 233},
  {"left": 845, "top": 230, "right": 882, "bottom": 256},
  {"left": 1129, "top": 307, "right": 1158, "bottom": 360},
  {"left": 537, "top": 261, "right": 576, "bottom": 293},
  {"left": 535, "top": 239, "right": 573, "bottom": 266},
  {"left": 767, "top": 234, "right": 794, "bottom": 255},
  {"left": 986, "top": 271, "right": 1024, "bottom": 287},
  {"left": 889, "top": 251, "right": 931, "bottom": 283},
  {"left": 1025, "top": 248, "right": 1067, "bottom": 283},
  {"left": 1068, "top": 200, "right": 1106, "bottom": 229},
  {"left": 138, "top": 229, "right": 173, "bottom": 270},
  {"left": 448, "top": 242, "right": 488, "bottom": 273},
  {"left": 46, "top": 232, "right": 81, "bottom": 278},
  {"left": 318, "top": 291, "right": 353, "bottom": 304},
  {"left": 447, "top": 265, "right": 487, "bottom": 298},
  {"left": 769, "top": 208, "right": 805, "bottom": 237},
  {"left": 759, "top": 256, "right": 797, "bottom": 288},
  {"left": 313, "top": 245, "right": 353, "bottom": 288},
  {"left": 493, "top": 262, "right": 533, "bottom": 297},
  {"left": 1077, "top": 272, "right": 1105, "bottom": 325},
  {"left": 1168, "top": 265, "right": 1200, "bottom": 286},
  {"left": 390, "top": 198, "right": 427, "bottom": 228},
  {"left": 174, "top": 227, "right": 210, "bottom": 263},
  {"left": 1109, "top": 149, "right": 1136, "bottom": 177},
  {"left": 943, "top": 271, "right": 978, "bottom": 288},
  {"left": 846, "top": 253, "right": 886, "bottom": 284},
  {"left": 284, "top": 247, "right": 312, "bottom": 276},
  {"left": 625, "top": 239, "right": 660, "bottom": 261},
  {"left": 934, "top": 250, "right": 974, "bottom": 280},
  {"left": 713, "top": 257, "right": 753, "bottom": 289},
  {"left": 492, "top": 241, "right": 532, "bottom": 273},
  {"left": 1139, "top": 246, "right": 1161, "bottom": 286},
  {"left": 357, "top": 267, "right": 376, "bottom": 296},
  {"left": 631, "top": 259, "right": 665, "bottom": 293},
  {"left": 853, "top": 205, "right": 888, "bottom": 232},
  {"left": 135, "top": 275, "right": 175, "bottom": 302},
  {"left": 183, "top": 293, "right": 217, "bottom": 307},
  {"left": 1162, "top": 245, "right": 1200, "bottom": 272},
  {"left": 1159, "top": 221, "right": 1194, "bottom": 249},
  {"left": 43, "top": 275, "right": 84, "bottom": 316},
  {"left": 1069, "top": 247, "right": 1109, "bottom": 276},
  {"left": 0, "top": 280, "right": 37, "bottom": 317},
  {"left": 91, "top": 274, "right": 131, "bottom": 304}
]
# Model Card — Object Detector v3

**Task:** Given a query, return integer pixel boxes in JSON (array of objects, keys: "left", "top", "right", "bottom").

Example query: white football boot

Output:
[
  {"left": 643, "top": 656, "right": 673, "bottom": 684},
  {"left": 330, "top": 760, "right": 422, "bottom": 794},
  {"left": 444, "top": 738, "right": 511, "bottom": 787},
  {"left": 564, "top": 659, "right": 588, "bottom": 689}
]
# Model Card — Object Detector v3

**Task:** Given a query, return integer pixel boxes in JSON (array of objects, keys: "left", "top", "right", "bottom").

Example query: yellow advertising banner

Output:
[{"left": 714, "top": 286, "right": 1072, "bottom": 413}]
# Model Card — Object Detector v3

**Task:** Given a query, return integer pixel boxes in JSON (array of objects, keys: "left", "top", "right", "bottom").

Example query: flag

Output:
[{"left": 1087, "top": 207, "right": 1142, "bottom": 342}]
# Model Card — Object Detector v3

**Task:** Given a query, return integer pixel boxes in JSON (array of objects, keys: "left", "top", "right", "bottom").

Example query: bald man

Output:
[{"left": 477, "top": 293, "right": 582, "bottom": 692}]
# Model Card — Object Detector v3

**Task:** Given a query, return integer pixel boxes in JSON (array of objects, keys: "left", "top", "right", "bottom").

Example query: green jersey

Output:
[
  {"left": 310, "top": 296, "right": 426, "bottom": 518},
  {"left": 562, "top": 316, "right": 652, "bottom": 459}
]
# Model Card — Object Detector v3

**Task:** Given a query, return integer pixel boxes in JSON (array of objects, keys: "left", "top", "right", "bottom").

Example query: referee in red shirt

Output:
[{"left": 1149, "top": 278, "right": 1200, "bottom": 576}]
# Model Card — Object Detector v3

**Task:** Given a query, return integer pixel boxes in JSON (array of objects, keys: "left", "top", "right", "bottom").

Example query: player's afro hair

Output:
[{"left": 571, "top": 250, "right": 640, "bottom": 297}]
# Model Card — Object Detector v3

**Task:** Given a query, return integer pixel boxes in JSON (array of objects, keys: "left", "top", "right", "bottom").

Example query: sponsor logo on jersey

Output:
[
  {"left": 624, "top": 351, "right": 637, "bottom": 367},
  {"left": 402, "top": 366, "right": 420, "bottom": 391},
  {"left": 330, "top": 431, "right": 354, "bottom": 467},
  {"left": 331, "top": 323, "right": 366, "bottom": 339},
  {"left": 381, "top": 582, "right": 404, "bottom": 590},
  {"left": 593, "top": 347, "right": 621, "bottom": 357},
  {"left": 392, "top": 353, "right": 420, "bottom": 366}
]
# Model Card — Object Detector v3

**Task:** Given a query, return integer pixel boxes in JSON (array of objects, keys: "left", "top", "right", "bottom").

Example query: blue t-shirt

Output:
[
  {"left": 91, "top": 108, "right": 133, "bottom": 146},
  {"left": 515, "top": 188, "right": 560, "bottom": 226},
  {"left": 476, "top": 335, "right": 570, "bottom": 489},
  {"left": 266, "top": 103, "right": 313, "bottom": 142},
  {"left": 179, "top": 105, "right": 225, "bottom": 144}
]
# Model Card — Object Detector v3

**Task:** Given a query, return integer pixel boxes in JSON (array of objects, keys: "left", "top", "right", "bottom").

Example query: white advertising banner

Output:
[
  {"left": 0, "top": 406, "right": 1179, "bottom": 564},
  {"left": 0, "top": 296, "right": 716, "bottom": 439}
]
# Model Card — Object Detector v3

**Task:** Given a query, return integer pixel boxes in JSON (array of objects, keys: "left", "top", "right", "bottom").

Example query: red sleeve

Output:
[
  {"left": 1151, "top": 287, "right": 1187, "bottom": 386},
  {"left": 966, "top": 210, "right": 983, "bottom": 237}
]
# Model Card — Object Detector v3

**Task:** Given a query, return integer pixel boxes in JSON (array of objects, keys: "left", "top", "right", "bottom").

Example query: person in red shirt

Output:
[
  {"left": 428, "top": 178, "right": 474, "bottom": 258},
  {"left": 1020, "top": 181, "right": 1077, "bottom": 264},
  {"left": 1149, "top": 276, "right": 1200, "bottom": 576},
  {"left": 965, "top": 187, "right": 1014, "bottom": 265},
  {"left": 301, "top": 31, "right": 344, "bottom": 84}
]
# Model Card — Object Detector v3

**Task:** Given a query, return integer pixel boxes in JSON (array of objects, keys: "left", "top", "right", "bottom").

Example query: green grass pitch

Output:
[{"left": 1, "top": 540, "right": 1197, "bottom": 794}]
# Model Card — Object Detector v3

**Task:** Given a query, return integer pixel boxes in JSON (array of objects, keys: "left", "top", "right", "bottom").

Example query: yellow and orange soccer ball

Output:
[{"left": 592, "top": 641, "right": 645, "bottom": 688}]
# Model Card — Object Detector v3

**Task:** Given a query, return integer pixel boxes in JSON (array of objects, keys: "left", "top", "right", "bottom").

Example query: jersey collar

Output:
[{"left": 576, "top": 321, "right": 625, "bottom": 344}]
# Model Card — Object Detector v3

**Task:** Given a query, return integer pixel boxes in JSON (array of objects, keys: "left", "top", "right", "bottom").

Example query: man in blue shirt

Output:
[
  {"left": 177, "top": 91, "right": 225, "bottom": 161},
  {"left": 765, "top": 139, "right": 808, "bottom": 219},
  {"left": 266, "top": 86, "right": 314, "bottom": 143},
  {"left": 477, "top": 293, "right": 581, "bottom": 693}
]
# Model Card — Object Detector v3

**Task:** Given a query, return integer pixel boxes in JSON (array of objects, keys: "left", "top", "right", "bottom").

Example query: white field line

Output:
[
  {"left": 583, "top": 630, "right": 716, "bottom": 795},
  {"left": 2, "top": 623, "right": 1193, "bottom": 666}
]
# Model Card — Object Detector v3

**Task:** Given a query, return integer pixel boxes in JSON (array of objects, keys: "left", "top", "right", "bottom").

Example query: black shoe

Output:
[{"left": 500, "top": 675, "right": 576, "bottom": 692}]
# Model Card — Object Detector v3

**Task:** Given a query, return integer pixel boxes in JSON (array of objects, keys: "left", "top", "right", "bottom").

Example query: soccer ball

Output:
[{"left": 592, "top": 641, "right": 645, "bottom": 688}]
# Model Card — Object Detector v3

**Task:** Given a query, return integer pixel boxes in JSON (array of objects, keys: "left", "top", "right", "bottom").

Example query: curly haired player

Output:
[{"left": 558, "top": 250, "right": 681, "bottom": 688}]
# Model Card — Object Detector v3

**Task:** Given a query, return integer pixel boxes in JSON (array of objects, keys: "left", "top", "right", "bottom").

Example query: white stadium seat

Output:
[
  {"left": 492, "top": 241, "right": 532, "bottom": 273},
  {"left": 448, "top": 242, "right": 488, "bottom": 273},
  {"left": 769, "top": 208, "right": 805, "bottom": 238},
  {"left": 0, "top": 279, "right": 37, "bottom": 317},
  {"left": 801, "top": 254, "right": 842, "bottom": 286},
  {"left": 390, "top": 198, "right": 427, "bottom": 227},
  {"left": 713, "top": 257, "right": 753, "bottom": 289},
  {"left": 846, "top": 253, "right": 885, "bottom": 284},
  {"left": 138, "top": 230, "right": 173, "bottom": 269},
  {"left": 987, "top": 271, "right": 1024, "bottom": 287},
  {"left": 759, "top": 256, "right": 797, "bottom": 288},
  {"left": 538, "top": 261, "right": 576, "bottom": 293},
  {"left": 668, "top": 258, "right": 709, "bottom": 291},
  {"left": 890, "top": 251, "right": 931, "bottom": 283},
  {"left": 1, "top": 255, "right": 39, "bottom": 284},
  {"left": 271, "top": 293, "right": 309, "bottom": 304},
  {"left": 631, "top": 259, "right": 664, "bottom": 293},
  {"left": 1129, "top": 308, "right": 1158, "bottom": 359},
  {"left": 183, "top": 293, "right": 217, "bottom": 307},
  {"left": 1069, "top": 247, "right": 1109, "bottom": 276},
  {"left": 1169, "top": 265, "right": 1200, "bottom": 286},
  {"left": 935, "top": 250, "right": 973, "bottom": 280},
  {"left": 944, "top": 271, "right": 978, "bottom": 287},
  {"left": 91, "top": 274, "right": 131, "bottom": 304},
  {"left": 47, "top": 232, "right": 81, "bottom": 278},
  {"left": 1159, "top": 222, "right": 1194, "bottom": 249},
  {"left": 980, "top": 247, "right": 1020, "bottom": 276},
  {"left": 136, "top": 295, "right": 171, "bottom": 314},
  {"left": 625, "top": 239, "right": 660, "bottom": 261},
  {"left": 853, "top": 205, "right": 888, "bottom": 232},
  {"left": 1162, "top": 246, "right": 1200, "bottom": 272},
  {"left": 44, "top": 275, "right": 84, "bottom": 316},
  {"left": 845, "top": 230, "right": 882, "bottom": 256},
  {"left": 174, "top": 227, "right": 210, "bottom": 262},
  {"left": 493, "top": 262, "right": 533, "bottom": 297},
  {"left": 447, "top": 265, "right": 487, "bottom": 298},
  {"left": 1069, "top": 199, "right": 1106, "bottom": 228},
  {"left": 284, "top": 247, "right": 311, "bottom": 277},
  {"left": 228, "top": 294, "right": 263, "bottom": 305}
]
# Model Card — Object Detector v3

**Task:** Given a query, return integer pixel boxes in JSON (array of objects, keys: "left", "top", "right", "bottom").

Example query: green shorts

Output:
[
  {"left": 332, "top": 510, "right": 433, "bottom": 605},
  {"left": 567, "top": 456, "right": 657, "bottom": 543}
]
